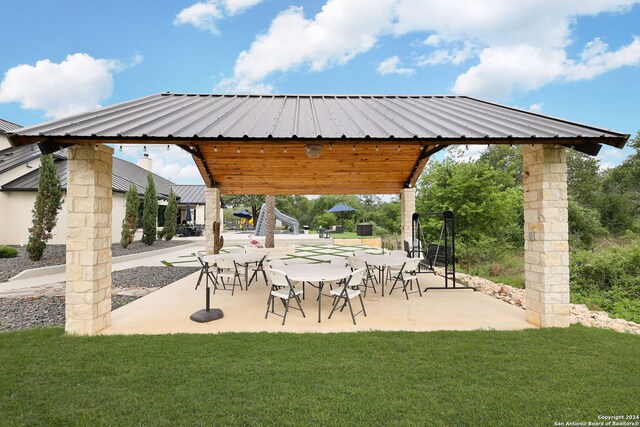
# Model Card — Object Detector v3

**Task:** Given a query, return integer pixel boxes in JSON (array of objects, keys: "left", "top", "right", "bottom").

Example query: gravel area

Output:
[
  {"left": 0, "top": 266, "right": 199, "bottom": 332},
  {"left": 0, "top": 240, "right": 191, "bottom": 282}
]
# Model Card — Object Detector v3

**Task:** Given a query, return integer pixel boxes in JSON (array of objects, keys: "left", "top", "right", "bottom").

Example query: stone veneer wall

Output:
[
  {"left": 65, "top": 144, "right": 113, "bottom": 335},
  {"left": 523, "top": 145, "right": 570, "bottom": 327},
  {"left": 204, "top": 187, "right": 221, "bottom": 254},
  {"left": 400, "top": 188, "right": 415, "bottom": 246}
]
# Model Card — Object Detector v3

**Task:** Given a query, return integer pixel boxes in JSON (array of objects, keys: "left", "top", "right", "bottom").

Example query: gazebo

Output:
[{"left": 7, "top": 93, "right": 629, "bottom": 335}]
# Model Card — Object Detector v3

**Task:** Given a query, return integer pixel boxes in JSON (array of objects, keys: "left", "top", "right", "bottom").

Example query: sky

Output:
[{"left": 1, "top": 0, "right": 639, "bottom": 185}]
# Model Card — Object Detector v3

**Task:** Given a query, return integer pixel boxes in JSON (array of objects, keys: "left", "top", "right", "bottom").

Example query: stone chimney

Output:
[{"left": 139, "top": 153, "right": 152, "bottom": 172}]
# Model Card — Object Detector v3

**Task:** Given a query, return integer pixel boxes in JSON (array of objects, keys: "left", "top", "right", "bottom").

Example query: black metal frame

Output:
[{"left": 410, "top": 211, "right": 474, "bottom": 292}]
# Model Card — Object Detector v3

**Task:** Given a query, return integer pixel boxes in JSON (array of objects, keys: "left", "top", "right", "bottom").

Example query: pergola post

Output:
[
  {"left": 400, "top": 187, "right": 416, "bottom": 247},
  {"left": 523, "top": 145, "right": 570, "bottom": 327},
  {"left": 65, "top": 144, "right": 113, "bottom": 335},
  {"left": 205, "top": 187, "right": 221, "bottom": 254}
]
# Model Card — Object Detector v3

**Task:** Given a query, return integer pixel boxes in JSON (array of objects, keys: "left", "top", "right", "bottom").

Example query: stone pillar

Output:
[
  {"left": 65, "top": 144, "right": 113, "bottom": 335},
  {"left": 523, "top": 145, "right": 570, "bottom": 328},
  {"left": 400, "top": 187, "right": 416, "bottom": 246},
  {"left": 205, "top": 187, "right": 221, "bottom": 254}
]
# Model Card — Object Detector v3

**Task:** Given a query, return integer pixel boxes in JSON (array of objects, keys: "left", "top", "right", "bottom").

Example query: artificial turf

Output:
[{"left": 0, "top": 326, "right": 638, "bottom": 426}]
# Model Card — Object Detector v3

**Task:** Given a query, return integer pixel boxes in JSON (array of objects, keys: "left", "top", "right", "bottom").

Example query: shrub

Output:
[
  {"left": 141, "top": 174, "right": 159, "bottom": 246},
  {"left": 571, "top": 237, "right": 640, "bottom": 322},
  {"left": 26, "top": 154, "right": 63, "bottom": 261},
  {"left": 0, "top": 245, "right": 19, "bottom": 258},
  {"left": 162, "top": 190, "right": 178, "bottom": 241},
  {"left": 120, "top": 184, "right": 139, "bottom": 248}
]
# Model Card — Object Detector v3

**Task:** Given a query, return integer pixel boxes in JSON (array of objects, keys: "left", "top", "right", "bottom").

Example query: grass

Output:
[{"left": 1, "top": 326, "right": 638, "bottom": 426}]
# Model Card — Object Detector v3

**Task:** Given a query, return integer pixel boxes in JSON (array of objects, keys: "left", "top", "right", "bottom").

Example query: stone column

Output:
[
  {"left": 400, "top": 187, "right": 416, "bottom": 246},
  {"left": 523, "top": 145, "right": 570, "bottom": 328},
  {"left": 65, "top": 144, "right": 113, "bottom": 335},
  {"left": 205, "top": 187, "right": 221, "bottom": 254}
]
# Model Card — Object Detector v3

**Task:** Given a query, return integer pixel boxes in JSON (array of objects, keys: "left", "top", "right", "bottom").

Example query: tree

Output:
[
  {"left": 478, "top": 145, "right": 523, "bottom": 186},
  {"left": 596, "top": 132, "right": 640, "bottom": 234},
  {"left": 26, "top": 155, "right": 63, "bottom": 261},
  {"left": 223, "top": 195, "right": 265, "bottom": 221},
  {"left": 162, "top": 190, "right": 178, "bottom": 241},
  {"left": 416, "top": 158, "right": 523, "bottom": 266},
  {"left": 141, "top": 174, "right": 159, "bottom": 245},
  {"left": 120, "top": 184, "right": 139, "bottom": 248},
  {"left": 264, "top": 195, "right": 276, "bottom": 248},
  {"left": 566, "top": 150, "right": 602, "bottom": 209}
]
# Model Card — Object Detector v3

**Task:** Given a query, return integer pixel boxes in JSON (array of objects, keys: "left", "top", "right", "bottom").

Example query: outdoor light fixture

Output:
[
  {"left": 260, "top": 147, "right": 264, "bottom": 154},
  {"left": 166, "top": 145, "right": 170, "bottom": 151},
  {"left": 236, "top": 147, "right": 240, "bottom": 153},
  {"left": 119, "top": 145, "right": 123, "bottom": 152},
  {"left": 304, "top": 144, "right": 323, "bottom": 158},
  {"left": 329, "top": 143, "right": 333, "bottom": 150},
  {"left": 375, "top": 145, "right": 379, "bottom": 152},
  {"left": 284, "top": 147, "right": 288, "bottom": 153},
  {"left": 214, "top": 146, "right": 218, "bottom": 152},
  {"left": 143, "top": 145, "right": 147, "bottom": 153},
  {"left": 352, "top": 144, "right": 355, "bottom": 151}
]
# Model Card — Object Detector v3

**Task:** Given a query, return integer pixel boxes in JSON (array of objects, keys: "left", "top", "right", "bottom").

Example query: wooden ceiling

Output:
[{"left": 191, "top": 141, "right": 427, "bottom": 195}]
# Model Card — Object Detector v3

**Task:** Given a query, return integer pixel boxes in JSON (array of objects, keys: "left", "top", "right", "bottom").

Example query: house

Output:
[{"left": 0, "top": 119, "right": 208, "bottom": 245}]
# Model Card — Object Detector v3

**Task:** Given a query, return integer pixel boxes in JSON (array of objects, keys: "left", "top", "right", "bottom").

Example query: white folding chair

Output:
[
  {"left": 389, "top": 258, "right": 423, "bottom": 299},
  {"left": 248, "top": 254, "right": 268, "bottom": 288},
  {"left": 328, "top": 268, "right": 367, "bottom": 325},
  {"left": 386, "top": 250, "right": 408, "bottom": 280},
  {"left": 265, "top": 269, "right": 305, "bottom": 325},
  {"left": 347, "top": 256, "right": 377, "bottom": 297},
  {"left": 215, "top": 256, "right": 243, "bottom": 296},
  {"left": 195, "top": 251, "right": 219, "bottom": 291}
]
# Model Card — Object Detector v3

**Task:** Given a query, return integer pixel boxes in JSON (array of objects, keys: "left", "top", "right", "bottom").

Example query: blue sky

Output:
[{"left": 1, "top": 0, "right": 639, "bottom": 184}]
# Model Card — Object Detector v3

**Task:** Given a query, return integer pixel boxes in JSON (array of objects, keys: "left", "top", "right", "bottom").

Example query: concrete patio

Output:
[{"left": 100, "top": 269, "right": 534, "bottom": 335}]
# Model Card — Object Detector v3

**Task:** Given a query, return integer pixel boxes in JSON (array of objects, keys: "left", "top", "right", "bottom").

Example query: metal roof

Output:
[
  {"left": 2, "top": 153, "right": 176, "bottom": 198},
  {"left": 0, "top": 119, "right": 20, "bottom": 133},
  {"left": 6, "top": 93, "right": 630, "bottom": 195},
  {"left": 0, "top": 144, "right": 67, "bottom": 175},
  {"left": 0, "top": 145, "right": 41, "bottom": 174},
  {"left": 8, "top": 93, "right": 628, "bottom": 147},
  {"left": 170, "top": 185, "right": 205, "bottom": 204}
]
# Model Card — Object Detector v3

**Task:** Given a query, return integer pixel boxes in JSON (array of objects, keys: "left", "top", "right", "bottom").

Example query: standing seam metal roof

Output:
[
  {"left": 9, "top": 93, "right": 628, "bottom": 147},
  {"left": 2, "top": 149, "right": 176, "bottom": 198},
  {"left": 0, "top": 119, "right": 21, "bottom": 133}
]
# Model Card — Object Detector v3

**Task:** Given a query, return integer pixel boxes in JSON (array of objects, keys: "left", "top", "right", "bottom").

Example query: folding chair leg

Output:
[
  {"left": 195, "top": 269, "right": 204, "bottom": 290},
  {"left": 345, "top": 297, "right": 357, "bottom": 325},
  {"left": 359, "top": 293, "right": 367, "bottom": 317},
  {"left": 281, "top": 297, "right": 289, "bottom": 325}
]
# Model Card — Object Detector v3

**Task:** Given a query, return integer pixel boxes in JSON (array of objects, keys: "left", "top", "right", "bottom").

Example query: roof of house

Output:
[
  {"left": 1, "top": 147, "right": 176, "bottom": 198},
  {"left": 170, "top": 184, "right": 205, "bottom": 204},
  {"left": 0, "top": 119, "right": 20, "bottom": 133}
]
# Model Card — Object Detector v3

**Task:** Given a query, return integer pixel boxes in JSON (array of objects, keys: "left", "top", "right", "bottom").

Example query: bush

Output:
[
  {"left": 570, "top": 237, "right": 640, "bottom": 322},
  {"left": 141, "top": 174, "right": 159, "bottom": 246},
  {"left": 0, "top": 245, "right": 19, "bottom": 258}
]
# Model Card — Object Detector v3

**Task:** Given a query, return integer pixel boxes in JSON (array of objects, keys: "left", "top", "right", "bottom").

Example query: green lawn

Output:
[{"left": 1, "top": 326, "right": 638, "bottom": 426}]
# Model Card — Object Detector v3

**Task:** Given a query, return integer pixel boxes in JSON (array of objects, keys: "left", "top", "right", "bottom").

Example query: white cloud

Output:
[
  {"left": 417, "top": 40, "right": 477, "bottom": 66},
  {"left": 219, "top": 0, "right": 640, "bottom": 97},
  {"left": 120, "top": 145, "right": 203, "bottom": 184},
  {"left": 565, "top": 36, "right": 640, "bottom": 81},
  {"left": 174, "top": 0, "right": 262, "bottom": 35},
  {"left": 377, "top": 56, "right": 414, "bottom": 76},
  {"left": 529, "top": 102, "right": 543, "bottom": 113},
  {"left": 218, "top": 0, "right": 396, "bottom": 91},
  {"left": 453, "top": 45, "right": 567, "bottom": 99},
  {"left": 0, "top": 53, "right": 138, "bottom": 119}
]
